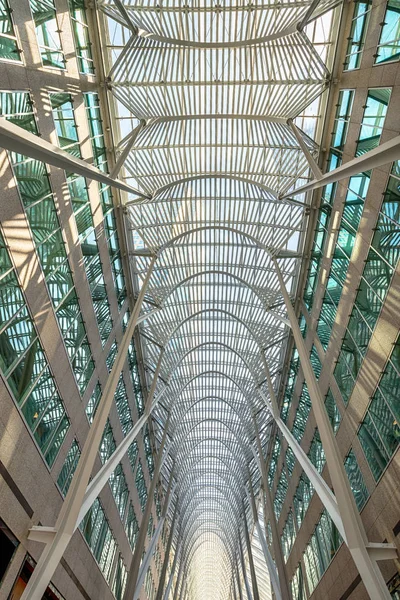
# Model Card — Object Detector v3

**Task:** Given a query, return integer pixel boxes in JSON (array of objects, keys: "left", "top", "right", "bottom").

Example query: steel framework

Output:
[{"left": 12, "top": 0, "right": 400, "bottom": 599}]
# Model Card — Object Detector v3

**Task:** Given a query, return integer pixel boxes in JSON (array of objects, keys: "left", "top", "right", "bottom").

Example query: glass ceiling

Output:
[{"left": 99, "top": 1, "right": 340, "bottom": 597}]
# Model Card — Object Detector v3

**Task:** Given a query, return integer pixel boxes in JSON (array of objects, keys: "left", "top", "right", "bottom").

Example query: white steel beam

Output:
[
  {"left": 281, "top": 134, "right": 400, "bottom": 198},
  {"left": 163, "top": 539, "right": 180, "bottom": 600},
  {"left": 0, "top": 117, "right": 149, "bottom": 199},
  {"left": 287, "top": 118, "right": 323, "bottom": 180},
  {"left": 123, "top": 420, "right": 171, "bottom": 600},
  {"left": 110, "top": 119, "right": 146, "bottom": 178},
  {"left": 156, "top": 506, "right": 179, "bottom": 600},
  {"left": 21, "top": 256, "right": 157, "bottom": 600},
  {"left": 246, "top": 478, "right": 283, "bottom": 600},
  {"left": 272, "top": 257, "right": 396, "bottom": 599}
]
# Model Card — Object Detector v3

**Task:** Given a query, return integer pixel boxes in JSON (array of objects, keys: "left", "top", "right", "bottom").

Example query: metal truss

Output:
[{"left": 17, "top": 0, "right": 400, "bottom": 598}]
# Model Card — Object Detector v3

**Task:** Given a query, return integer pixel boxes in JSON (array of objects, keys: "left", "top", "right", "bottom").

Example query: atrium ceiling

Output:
[{"left": 98, "top": 1, "right": 340, "bottom": 597}]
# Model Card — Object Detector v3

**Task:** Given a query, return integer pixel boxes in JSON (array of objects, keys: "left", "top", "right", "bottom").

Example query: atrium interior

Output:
[{"left": 0, "top": 0, "right": 399, "bottom": 599}]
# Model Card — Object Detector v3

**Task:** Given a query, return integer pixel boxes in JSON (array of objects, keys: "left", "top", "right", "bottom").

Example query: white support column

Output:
[
  {"left": 21, "top": 256, "right": 157, "bottom": 600},
  {"left": 133, "top": 516, "right": 166, "bottom": 600},
  {"left": 287, "top": 119, "right": 323, "bottom": 180},
  {"left": 156, "top": 503, "right": 178, "bottom": 600},
  {"left": 239, "top": 537, "right": 253, "bottom": 600},
  {"left": 172, "top": 553, "right": 184, "bottom": 600},
  {"left": 252, "top": 413, "right": 292, "bottom": 600},
  {"left": 0, "top": 117, "right": 148, "bottom": 198},
  {"left": 235, "top": 563, "right": 244, "bottom": 600},
  {"left": 163, "top": 539, "right": 180, "bottom": 600},
  {"left": 271, "top": 257, "right": 397, "bottom": 599},
  {"left": 243, "top": 511, "right": 260, "bottom": 600},
  {"left": 123, "top": 421, "right": 171, "bottom": 600},
  {"left": 280, "top": 134, "right": 400, "bottom": 199},
  {"left": 246, "top": 486, "right": 282, "bottom": 600}
]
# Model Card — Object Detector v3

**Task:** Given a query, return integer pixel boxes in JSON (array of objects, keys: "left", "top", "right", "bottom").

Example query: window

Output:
[
  {"left": 334, "top": 161, "right": 399, "bottom": 404},
  {"left": 291, "top": 385, "right": 311, "bottom": 442},
  {"left": 112, "top": 554, "right": 127, "bottom": 600},
  {"left": 325, "top": 389, "right": 341, "bottom": 434},
  {"left": 303, "top": 511, "right": 342, "bottom": 594},
  {"left": 0, "top": 91, "right": 96, "bottom": 396},
  {"left": 375, "top": 0, "right": 400, "bottom": 64},
  {"left": 303, "top": 90, "right": 355, "bottom": 311},
  {"left": 344, "top": 449, "right": 369, "bottom": 509},
  {"left": 358, "top": 336, "right": 400, "bottom": 480},
  {"left": 126, "top": 502, "right": 139, "bottom": 549},
  {"left": 79, "top": 498, "right": 118, "bottom": 584},
  {"left": 68, "top": 0, "right": 94, "bottom": 74},
  {"left": 84, "top": 93, "right": 127, "bottom": 309},
  {"left": 0, "top": 227, "right": 69, "bottom": 466},
  {"left": 128, "top": 339, "right": 145, "bottom": 416},
  {"left": 86, "top": 381, "right": 102, "bottom": 423},
  {"left": 356, "top": 88, "right": 392, "bottom": 155},
  {"left": 344, "top": 0, "right": 372, "bottom": 70},
  {"left": 281, "top": 511, "right": 296, "bottom": 561},
  {"left": 57, "top": 439, "right": 80, "bottom": 496},
  {"left": 143, "top": 424, "right": 155, "bottom": 478},
  {"left": 109, "top": 463, "right": 129, "bottom": 519},
  {"left": 29, "top": 0, "right": 65, "bottom": 69},
  {"left": 308, "top": 430, "right": 325, "bottom": 474},
  {"left": 49, "top": 92, "right": 113, "bottom": 346},
  {"left": 135, "top": 459, "right": 148, "bottom": 512},
  {"left": 293, "top": 475, "right": 314, "bottom": 528},
  {"left": 114, "top": 374, "right": 133, "bottom": 435},
  {"left": 290, "top": 563, "right": 306, "bottom": 600},
  {"left": 268, "top": 434, "right": 281, "bottom": 487},
  {"left": 0, "top": 0, "right": 21, "bottom": 61}
]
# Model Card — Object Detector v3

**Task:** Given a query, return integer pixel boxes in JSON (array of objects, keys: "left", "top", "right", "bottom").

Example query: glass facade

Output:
[
  {"left": 84, "top": 92, "right": 127, "bottom": 309},
  {"left": 49, "top": 92, "right": 113, "bottom": 347},
  {"left": 358, "top": 336, "right": 400, "bottom": 480},
  {"left": 304, "top": 511, "right": 342, "bottom": 594},
  {"left": 0, "top": 228, "right": 69, "bottom": 466},
  {"left": 334, "top": 159, "right": 399, "bottom": 404}
]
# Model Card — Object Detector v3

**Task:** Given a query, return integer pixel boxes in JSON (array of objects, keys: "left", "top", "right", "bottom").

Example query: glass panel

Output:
[
  {"left": 57, "top": 439, "right": 80, "bottom": 495},
  {"left": 68, "top": 0, "right": 94, "bottom": 74},
  {"left": 358, "top": 336, "right": 400, "bottom": 480},
  {"left": 375, "top": 0, "right": 400, "bottom": 64},
  {"left": 29, "top": 0, "right": 65, "bottom": 68},
  {"left": 0, "top": 0, "right": 21, "bottom": 61},
  {"left": 344, "top": 449, "right": 369, "bottom": 509},
  {"left": 344, "top": 0, "right": 372, "bottom": 70},
  {"left": 0, "top": 228, "right": 69, "bottom": 466}
]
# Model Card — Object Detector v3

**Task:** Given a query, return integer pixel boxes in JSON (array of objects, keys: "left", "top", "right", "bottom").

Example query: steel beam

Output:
[
  {"left": 156, "top": 505, "right": 178, "bottom": 600},
  {"left": 0, "top": 117, "right": 149, "bottom": 199},
  {"left": 110, "top": 119, "right": 146, "bottom": 179},
  {"left": 287, "top": 119, "right": 323, "bottom": 180},
  {"left": 172, "top": 553, "right": 184, "bottom": 600},
  {"left": 281, "top": 134, "right": 400, "bottom": 198},
  {"left": 239, "top": 536, "right": 253, "bottom": 600},
  {"left": 123, "top": 419, "right": 171, "bottom": 600},
  {"left": 247, "top": 484, "right": 283, "bottom": 600},
  {"left": 163, "top": 539, "right": 180, "bottom": 600},
  {"left": 235, "top": 563, "right": 244, "bottom": 600},
  {"left": 21, "top": 256, "right": 157, "bottom": 600},
  {"left": 243, "top": 512, "right": 260, "bottom": 600},
  {"left": 272, "top": 257, "right": 395, "bottom": 599}
]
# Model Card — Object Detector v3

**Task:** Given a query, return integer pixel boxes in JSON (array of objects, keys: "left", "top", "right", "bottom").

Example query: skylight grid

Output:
[{"left": 101, "top": 0, "right": 338, "bottom": 595}]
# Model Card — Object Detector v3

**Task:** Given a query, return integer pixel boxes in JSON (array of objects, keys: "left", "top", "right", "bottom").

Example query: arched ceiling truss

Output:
[{"left": 100, "top": 1, "right": 340, "bottom": 597}]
